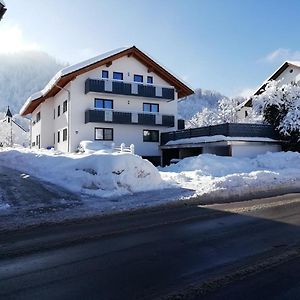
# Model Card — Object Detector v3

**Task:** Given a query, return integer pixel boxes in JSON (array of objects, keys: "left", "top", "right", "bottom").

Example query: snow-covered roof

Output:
[
  {"left": 0, "top": 1, "right": 5, "bottom": 6},
  {"left": 163, "top": 135, "right": 280, "bottom": 147},
  {"left": 20, "top": 46, "right": 194, "bottom": 115},
  {"left": 20, "top": 47, "right": 129, "bottom": 115},
  {"left": 254, "top": 60, "right": 300, "bottom": 96}
]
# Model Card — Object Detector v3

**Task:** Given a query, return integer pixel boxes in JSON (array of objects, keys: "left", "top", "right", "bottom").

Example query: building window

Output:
[
  {"left": 143, "top": 130, "right": 159, "bottom": 142},
  {"left": 147, "top": 76, "right": 153, "bottom": 84},
  {"left": 245, "top": 110, "right": 248, "bottom": 117},
  {"left": 57, "top": 105, "right": 61, "bottom": 117},
  {"left": 54, "top": 133, "right": 55, "bottom": 144},
  {"left": 94, "top": 98, "right": 113, "bottom": 109},
  {"left": 63, "top": 100, "right": 67, "bottom": 113},
  {"left": 113, "top": 72, "right": 123, "bottom": 80},
  {"left": 134, "top": 74, "right": 143, "bottom": 83},
  {"left": 63, "top": 128, "right": 67, "bottom": 141},
  {"left": 94, "top": 128, "right": 113, "bottom": 141},
  {"left": 36, "top": 112, "right": 41, "bottom": 122},
  {"left": 143, "top": 103, "right": 159, "bottom": 113},
  {"left": 54, "top": 109, "right": 55, "bottom": 119},
  {"left": 102, "top": 70, "right": 109, "bottom": 78},
  {"left": 57, "top": 131, "right": 60, "bottom": 143}
]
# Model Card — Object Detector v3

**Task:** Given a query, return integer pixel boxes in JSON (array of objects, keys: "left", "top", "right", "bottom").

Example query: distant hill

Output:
[
  {"left": 178, "top": 88, "right": 228, "bottom": 121},
  {"left": 0, "top": 51, "right": 66, "bottom": 114}
]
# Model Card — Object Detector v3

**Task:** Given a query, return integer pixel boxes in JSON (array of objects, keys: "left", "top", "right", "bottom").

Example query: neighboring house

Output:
[
  {"left": 244, "top": 60, "right": 300, "bottom": 108},
  {"left": 0, "top": 0, "right": 6, "bottom": 21},
  {"left": 0, "top": 107, "right": 29, "bottom": 147},
  {"left": 20, "top": 46, "right": 193, "bottom": 163}
]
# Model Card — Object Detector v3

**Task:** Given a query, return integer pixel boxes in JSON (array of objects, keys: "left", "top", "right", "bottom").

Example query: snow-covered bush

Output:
[
  {"left": 186, "top": 97, "right": 244, "bottom": 128},
  {"left": 253, "top": 80, "right": 300, "bottom": 149}
]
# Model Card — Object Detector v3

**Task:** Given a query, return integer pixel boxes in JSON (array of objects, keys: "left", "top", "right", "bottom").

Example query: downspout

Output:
[{"left": 55, "top": 84, "right": 71, "bottom": 152}]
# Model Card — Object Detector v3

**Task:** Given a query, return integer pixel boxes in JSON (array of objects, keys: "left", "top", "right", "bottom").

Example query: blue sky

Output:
[{"left": 1, "top": 0, "right": 300, "bottom": 97}]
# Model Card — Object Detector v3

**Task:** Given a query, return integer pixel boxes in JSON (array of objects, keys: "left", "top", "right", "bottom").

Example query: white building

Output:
[
  {"left": 20, "top": 46, "right": 193, "bottom": 164},
  {"left": 243, "top": 61, "right": 300, "bottom": 109},
  {"left": 0, "top": 107, "right": 29, "bottom": 147}
]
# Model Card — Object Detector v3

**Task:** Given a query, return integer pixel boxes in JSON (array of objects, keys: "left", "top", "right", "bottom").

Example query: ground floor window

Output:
[
  {"left": 63, "top": 128, "right": 67, "bottom": 141},
  {"left": 95, "top": 128, "right": 113, "bottom": 141},
  {"left": 143, "top": 130, "right": 159, "bottom": 142},
  {"left": 57, "top": 131, "right": 60, "bottom": 143}
]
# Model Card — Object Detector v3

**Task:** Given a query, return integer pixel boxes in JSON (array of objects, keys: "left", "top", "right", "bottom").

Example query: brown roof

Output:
[{"left": 21, "top": 46, "right": 194, "bottom": 115}]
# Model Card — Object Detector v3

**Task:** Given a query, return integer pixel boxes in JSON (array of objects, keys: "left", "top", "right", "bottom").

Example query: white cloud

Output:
[
  {"left": 263, "top": 48, "right": 300, "bottom": 63},
  {"left": 0, "top": 24, "right": 41, "bottom": 54}
]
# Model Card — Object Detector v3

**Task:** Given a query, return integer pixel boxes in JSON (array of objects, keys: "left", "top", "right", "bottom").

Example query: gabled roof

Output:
[
  {"left": 20, "top": 46, "right": 194, "bottom": 116},
  {"left": 254, "top": 60, "right": 300, "bottom": 96}
]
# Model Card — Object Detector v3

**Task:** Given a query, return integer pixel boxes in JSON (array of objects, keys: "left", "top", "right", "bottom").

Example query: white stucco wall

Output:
[
  {"left": 275, "top": 65, "right": 300, "bottom": 85},
  {"left": 231, "top": 143, "right": 282, "bottom": 158}
]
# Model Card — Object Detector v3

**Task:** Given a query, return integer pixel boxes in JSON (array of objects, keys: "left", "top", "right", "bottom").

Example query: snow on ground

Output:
[
  {"left": 0, "top": 147, "right": 164, "bottom": 198},
  {"left": 0, "top": 147, "right": 300, "bottom": 230},
  {"left": 160, "top": 151, "right": 300, "bottom": 201}
]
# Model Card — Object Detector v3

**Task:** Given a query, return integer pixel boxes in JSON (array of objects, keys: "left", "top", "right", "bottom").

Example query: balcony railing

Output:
[
  {"left": 161, "top": 123, "right": 281, "bottom": 145},
  {"left": 85, "top": 109, "right": 175, "bottom": 127},
  {"left": 85, "top": 78, "right": 175, "bottom": 101}
]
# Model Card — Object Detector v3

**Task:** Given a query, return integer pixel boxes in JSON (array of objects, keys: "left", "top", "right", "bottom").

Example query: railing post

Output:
[
  {"left": 120, "top": 143, "right": 125, "bottom": 153},
  {"left": 130, "top": 144, "right": 135, "bottom": 154}
]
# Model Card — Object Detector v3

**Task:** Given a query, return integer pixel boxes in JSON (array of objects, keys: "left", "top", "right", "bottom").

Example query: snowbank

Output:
[
  {"left": 0, "top": 148, "right": 164, "bottom": 197},
  {"left": 160, "top": 152, "right": 300, "bottom": 201},
  {"left": 78, "top": 140, "right": 113, "bottom": 154}
]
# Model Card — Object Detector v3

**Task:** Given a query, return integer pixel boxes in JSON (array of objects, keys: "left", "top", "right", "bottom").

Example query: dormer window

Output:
[
  {"left": 134, "top": 74, "right": 143, "bottom": 83},
  {"left": 102, "top": 70, "right": 109, "bottom": 78},
  {"left": 113, "top": 72, "right": 123, "bottom": 80}
]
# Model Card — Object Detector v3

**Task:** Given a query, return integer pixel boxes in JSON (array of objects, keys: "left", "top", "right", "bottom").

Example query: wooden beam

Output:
[
  {"left": 147, "top": 67, "right": 154, "bottom": 73},
  {"left": 127, "top": 52, "right": 132, "bottom": 57},
  {"left": 106, "top": 61, "right": 112, "bottom": 67}
]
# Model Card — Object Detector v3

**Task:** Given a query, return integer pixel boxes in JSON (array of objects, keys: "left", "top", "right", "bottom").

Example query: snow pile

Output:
[
  {"left": 160, "top": 152, "right": 300, "bottom": 201},
  {"left": 78, "top": 140, "right": 113, "bottom": 154},
  {"left": 0, "top": 148, "right": 164, "bottom": 197}
]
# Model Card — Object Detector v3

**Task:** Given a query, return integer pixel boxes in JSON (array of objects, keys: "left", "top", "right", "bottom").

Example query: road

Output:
[{"left": 1, "top": 193, "right": 300, "bottom": 299}]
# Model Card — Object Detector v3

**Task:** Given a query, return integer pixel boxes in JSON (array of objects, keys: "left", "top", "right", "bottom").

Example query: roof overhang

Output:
[
  {"left": 254, "top": 61, "right": 300, "bottom": 96},
  {"left": 20, "top": 46, "right": 194, "bottom": 116},
  {"left": 0, "top": 1, "right": 6, "bottom": 20}
]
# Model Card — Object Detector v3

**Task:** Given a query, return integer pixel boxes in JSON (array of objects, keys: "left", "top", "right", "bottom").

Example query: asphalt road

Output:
[{"left": 1, "top": 193, "right": 300, "bottom": 300}]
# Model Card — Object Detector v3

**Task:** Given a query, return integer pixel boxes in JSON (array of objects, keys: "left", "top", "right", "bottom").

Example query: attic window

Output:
[{"left": 290, "top": 69, "right": 294, "bottom": 73}]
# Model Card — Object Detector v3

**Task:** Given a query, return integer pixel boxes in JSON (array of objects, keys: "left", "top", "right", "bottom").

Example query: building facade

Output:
[{"left": 20, "top": 46, "right": 193, "bottom": 162}]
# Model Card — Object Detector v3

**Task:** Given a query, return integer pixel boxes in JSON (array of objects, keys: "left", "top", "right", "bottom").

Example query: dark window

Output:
[
  {"left": 113, "top": 72, "right": 123, "bottom": 80},
  {"left": 57, "top": 105, "right": 60, "bottom": 117},
  {"left": 94, "top": 128, "right": 113, "bottom": 141},
  {"left": 147, "top": 76, "right": 153, "bottom": 84},
  {"left": 134, "top": 74, "right": 143, "bottom": 83},
  {"left": 245, "top": 110, "right": 248, "bottom": 117},
  {"left": 7, "top": 117, "right": 10, "bottom": 123},
  {"left": 53, "top": 109, "right": 55, "bottom": 119},
  {"left": 32, "top": 142, "right": 35, "bottom": 147},
  {"left": 57, "top": 131, "right": 60, "bottom": 143},
  {"left": 143, "top": 103, "right": 159, "bottom": 113},
  {"left": 94, "top": 98, "right": 113, "bottom": 109},
  {"left": 36, "top": 112, "right": 41, "bottom": 122},
  {"left": 54, "top": 133, "right": 55, "bottom": 144},
  {"left": 102, "top": 70, "right": 109, "bottom": 78},
  {"left": 143, "top": 130, "right": 159, "bottom": 142},
  {"left": 63, "top": 100, "right": 67, "bottom": 113},
  {"left": 63, "top": 128, "right": 67, "bottom": 141}
]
